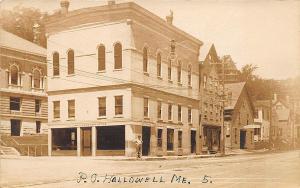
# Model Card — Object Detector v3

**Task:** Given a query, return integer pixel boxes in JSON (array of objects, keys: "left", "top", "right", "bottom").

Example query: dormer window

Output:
[
  {"left": 114, "top": 42, "right": 122, "bottom": 69},
  {"left": 67, "top": 49, "right": 74, "bottom": 75}
]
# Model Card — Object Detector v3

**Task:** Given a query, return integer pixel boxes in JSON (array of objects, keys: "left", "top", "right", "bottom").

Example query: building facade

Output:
[
  {"left": 254, "top": 100, "right": 271, "bottom": 142},
  {"left": 46, "top": 1, "right": 203, "bottom": 157},
  {"left": 0, "top": 28, "right": 48, "bottom": 136}
]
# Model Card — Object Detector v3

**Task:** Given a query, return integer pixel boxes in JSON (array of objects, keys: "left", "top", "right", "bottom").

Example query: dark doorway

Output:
[
  {"left": 11, "top": 119, "right": 21, "bottom": 136},
  {"left": 97, "top": 125, "right": 125, "bottom": 150},
  {"left": 142, "top": 126, "right": 151, "bottom": 156},
  {"left": 240, "top": 130, "right": 246, "bottom": 149},
  {"left": 191, "top": 130, "right": 196, "bottom": 153},
  {"left": 81, "top": 127, "right": 92, "bottom": 156}
]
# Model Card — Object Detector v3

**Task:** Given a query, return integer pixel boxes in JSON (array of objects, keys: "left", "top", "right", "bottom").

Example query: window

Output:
[
  {"left": 167, "top": 128, "right": 174, "bottom": 151},
  {"left": 178, "top": 105, "right": 182, "bottom": 122},
  {"left": 168, "top": 103, "right": 172, "bottom": 121},
  {"left": 177, "top": 61, "right": 181, "bottom": 83},
  {"left": 188, "top": 107, "right": 192, "bottom": 124},
  {"left": 188, "top": 65, "right": 192, "bottom": 86},
  {"left": 115, "top": 96, "right": 123, "bottom": 115},
  {"left": 10, "top": 65, "right": 18, "bottom": 85},
  {"left": 114, "top": 43, "right": 122, "bottom": 69},
  {"left": 157, "top": 53, "right": 161, "bottom": 77},
  {"left": 53, "top": 101, "right": 60, "bottom": 119},
  {"left": 234, "top": 128, "right": 237, "bottom": 144},
  {"left": 35, "top": 99, "right": 41, "bottom": 113},
  {"left": 53, "top": 52, "right": 59, "bottom": 76},
  {"left": 33, "top": 69, "right": 41, "bottom": 88},
  {"left": 168, "top": 60, "right": 172, "bottom": 81},
  {"left": 68, "top": 100, "right": 75, "bottom": 118},
  {"left": 157, "top": 129, "right": 163, "bottom": 147},
  {"left": 10, "top": 97, "right": 21, "bottom": 111},
  {"left": 36, "top": 121, "right": 41, "bottom": 133},
  {"left": 203, "top": 75, "right": 207, "bottom": 89},
  {"left": 98, "top": 45, "right": 105, "bottom": 71},
  {"left": 144, "top": 98, "right": 149, "bottom": 117},
  {"left": 178, "top": 130, "right": 182, "bottom": 148},
  {"left": 157, "top": 101, "right": 162, "bottom": 119},
  {"left": 67, "top": 49, "right": 74, "bottom": 74},
  {"left": 143, "top": 47, "right": 148, "bottom": 73},
  {"left": 98, "top": 97, "right": 106, "bottom": 117}
]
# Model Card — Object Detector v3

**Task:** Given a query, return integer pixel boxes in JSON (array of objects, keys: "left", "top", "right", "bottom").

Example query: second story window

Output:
[
  {"left": 98, "top": 45, "right": 106, "bottom": 71},
  {"left": 68, "top": 100, "right": 75, "bottom": 118},
  {"left": 188, "top": 107, "right": 192, "bottom": 124},
  {"left": 35, "top": 99, "right": 41, "bottom": 113},
  {"left": 53, "top": 52, "right": 59, "bottom": 76},
  {"left": 157, "top": 53, "right": 161, "bottom": 77},
  {"left": 33, "top": 69, "right": 41, "bottom": 89},
  {"left": 143, "top": 47, "right": 148, "bottom": 73},
  {"left": 168, "top": 103, "right": 172, "bottom": 121},
  {"left": 115, "top": 95, "right": 123, "bottom": 115},
  {"left": 10, "top": 65, "right": 19, "bottom": 85},
  {"left": 98, "top": 97, "right": 106, "bottom": 117},
  {"left": 67, "top": 49, "right": 74, "bottom": 75},
  {"left": 114, "top": 43, "right": 122, "bottom": 69},
  {"left": 53, "top": 101, "right": 60, "bottom": 119},
  {"left": 144, "top": 98, "right": 149, "bottom": 118},
  {"left": 188, "top": 65, "right": 192, "bottom": 86},
  {"left": 168, "top": 60, "right": 172, "bottom": 81},
  {"left": 178, "top": 105, "right": 182, "bottom": 122},
  {"left": 157, "top": 101, "right": 162, "bottom": 119},
  {"left": 10, "top": 97, "right": 21, "bottom": 111},
  {"left": 177, "top": 61, "right": 181, "bottom": 83}
]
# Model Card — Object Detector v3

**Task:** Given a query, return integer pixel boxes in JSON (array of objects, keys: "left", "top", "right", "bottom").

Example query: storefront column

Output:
[
  {"left": 77, "top": 127, "right": 81, "bottom": 157},
  {"left": 92, "top": 126, "right": 96, "bottom": 157},
  {"left": 48, "top": 128, "right": 52, "bottom": 156}
]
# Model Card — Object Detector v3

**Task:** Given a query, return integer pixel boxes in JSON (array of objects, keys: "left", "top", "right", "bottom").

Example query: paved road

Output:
[{"left": 1, "top": 150, "right": 300, "bottom": 188}]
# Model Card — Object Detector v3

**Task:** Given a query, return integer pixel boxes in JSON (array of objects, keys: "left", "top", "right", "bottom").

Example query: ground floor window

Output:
[
  {"left": 157, "top": 129, "right": 162, "bottom": 148},
  {"left": 203, "top": 126, "right": 221, "bottom": 151},
  {"left": 52, "top": 128, "right": 77, "bottom": 150},
  {"left": 167, "top": 128, "right": 174, "bottom": 151},
  {"left": 178, "top": 130, "right": 182, "bottom": 148},
  {"left": 97, "top": 125, "right": 125, "bottom": 150},
  {"left": 36, "top": 121, "right": 41, "bottom": 133},
  {"left": 11, "top": 119, "right": 21, "bottom": 136}
]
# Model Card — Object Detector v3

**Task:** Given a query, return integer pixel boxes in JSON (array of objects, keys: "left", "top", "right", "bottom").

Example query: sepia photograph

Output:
[{"left": 0, "top": 0, "right": 300, "bottom": 187}]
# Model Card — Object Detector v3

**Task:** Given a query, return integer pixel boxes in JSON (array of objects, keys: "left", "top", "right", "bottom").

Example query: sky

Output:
[{"left": 1, "top": 0, "right": 300, "bottom": 80}]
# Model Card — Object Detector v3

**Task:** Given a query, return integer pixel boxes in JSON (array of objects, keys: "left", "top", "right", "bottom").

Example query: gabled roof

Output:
[
  {"left": 199, "top": 42, "right": 213, "bottom": 62},
  {"left": 225, "top": 82, "right": 246, "bottom": 109},
  {"left": 0, "top": 28, "right": 46, "bottom": 57},
  {"left": 254, "top": 100, "right": 271, "bottom": 108}
]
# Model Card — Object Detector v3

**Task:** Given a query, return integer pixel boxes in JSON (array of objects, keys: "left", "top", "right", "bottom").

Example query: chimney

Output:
[
  {"left": 107, "top": 0, "right": 116, "bottom": 5},
  {"left": 166, "top": 10, "right": 173, "bottom": 25},
  {"left": 60, "top": 0, "right": 70, "bottom": 15}
]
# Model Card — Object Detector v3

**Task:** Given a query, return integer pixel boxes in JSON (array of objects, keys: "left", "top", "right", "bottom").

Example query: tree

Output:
[
  {"left": 239, "top": 64, "right": 258, "bottom": 81},
  {"left": 0, "top": 6, "right": 47, "bottom": 47}
]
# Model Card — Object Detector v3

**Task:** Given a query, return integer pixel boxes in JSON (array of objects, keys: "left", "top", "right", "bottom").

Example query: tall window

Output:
[
  {"left": 167, "top": 128, "right": 174, "bottom": 151},
  {"left": 157, "top": 129, "right": 163, "bottom": 147},
  {"left": 53, "top": 52, "right": 59, "bottom": 76},
  {"left": 168, "top": 60, "right": 172, "bottom": 81},
  {"left": 33, "top": 70, "right": 41, "bottom": 88},
  {"left": 98, "top": 45, "right": 105, "bottom": 71},
  {"left": 143, "top": 47, "right": 148, "bottom": 73},
  {"left": 36, "top": 121, "right": 41, "bottom": 133},
  {"left": 53, "top": 101, "right": 60, "bottom": 119},
  {"left": 67, "top": 49, "right": 74, "bottom": 74},
  {"left": 144, "top": 98, "right": 149, "bottom": 117},
  {"left": 178, "top": 105, "right": 182, "bottom": 122},
  {"left": 168, "top": 103, "right": 172, "bottom": 121},
  {"left": 98, "top": 97, "right": 106, "bottom": 117},
  {"left": 203, "top": 75, "right": 207, "bottom": 89},
  {"left": 114, "top": 43, "right": 122, "bottom": 69},
  {"left": 157, "top": 53, "right": 161, "bottom": 77},
  {"left": 10, "top": 65, "right": 18, "bottom": 85},
  {"left": 68, "top": 100, "right": 75, "bottom": 118},
  {"left": 188, "top": 64, "right": 192, "bottom": 86},
  {"left": 178, "top": 130, "right": 182, "bottom": 148},
  {"left": 177, "top": 61, "right": 181, "bottom": 83},
  {"left": 10, "top": 97, "right": 21, "bottom": 111},
  {"left": 188, "top": 107, "right": 192, "bottom": 124},
  {"left": 35, "top": 99, "right": 41, "bottom": 113},
  {"left": 157, "top": 101, "right": 162, "bottom": 119},
  {"left": 115, "top": 96, "right": 123, "bottom": 115}
]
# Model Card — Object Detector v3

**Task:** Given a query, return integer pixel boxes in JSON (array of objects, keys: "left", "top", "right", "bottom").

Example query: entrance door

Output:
[
  {"left": 81, "top": 127, "right": 92, "bottom": 156},
  {"left": 240, "top": 130, "right": 246, "bottom": 149},
  {"left": 142, "top": 126, "right": 151, "bottom": 156},
  {"left": 191, "top": 130, "right": 196, "bottom": 153},
  {"left": 11, "top": 119, "right": 21, "bottom": 136}
]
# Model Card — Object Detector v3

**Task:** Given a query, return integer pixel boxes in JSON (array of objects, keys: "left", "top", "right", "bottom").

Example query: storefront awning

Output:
[{"left": 243, "top": 124, "right": 261, "bottom": 129}]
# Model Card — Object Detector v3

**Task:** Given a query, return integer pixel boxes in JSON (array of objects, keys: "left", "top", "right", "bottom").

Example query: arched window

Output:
[
  {"left": 98, "top": 45, "right": 105, "bottom": 71},
  {"left": 53, "top": 52, "right": 59, "bottom": 76},
  {"left": 10, "top": 65, "right": 18, "bottom": 85},
  {"left": 143, "top": 47, "right": 148, "bottom": 73},
  {"left": 33, "top": 69, "right": 41, "bottom": 88},
  {"left": 114, "top": 43, "right": 122, "bottom": 69},
  {"left": 157, "top": 52, "right": 161, "bottom": 77},
  {"left": 67, "top": 49, "right": 74, "bottom": 75},
  {"left": 177, "top": 60, "right": 181, "bottom": 83},
  {"left": 188, "top": 64, "right": 192, "bottom": 86}
]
